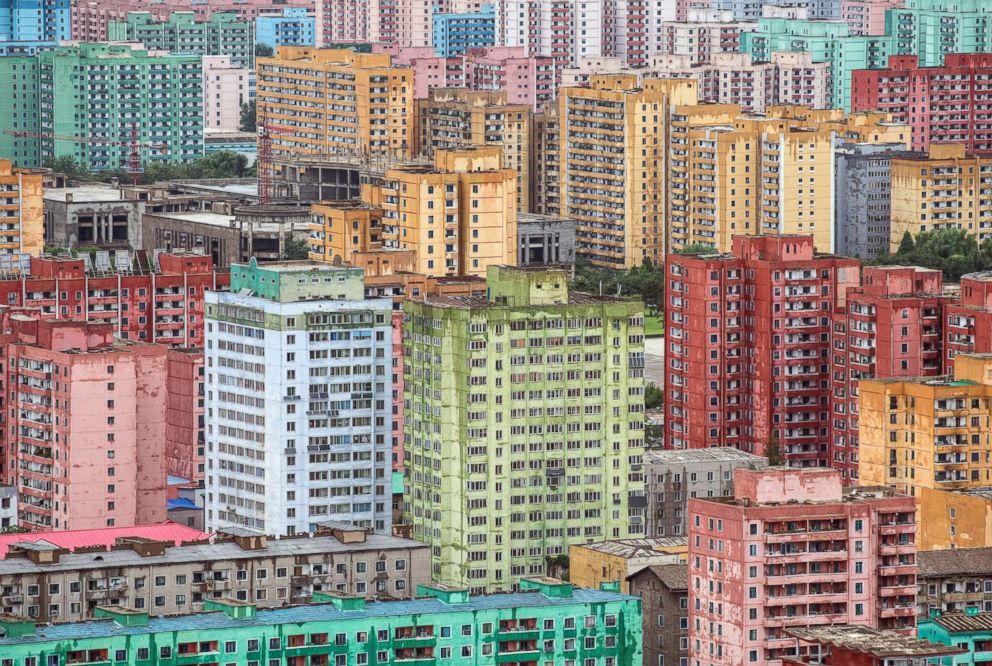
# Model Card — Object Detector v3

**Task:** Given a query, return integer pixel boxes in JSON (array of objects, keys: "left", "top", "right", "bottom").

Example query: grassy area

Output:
[{"left": 645, "top": 314, "right": 664, "bottom": 338}]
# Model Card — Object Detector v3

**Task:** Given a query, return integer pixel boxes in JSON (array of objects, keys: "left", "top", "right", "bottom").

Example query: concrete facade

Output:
[
  {"left": 918, "top": 548, "right": 992, "bottom": 615},
  {"left": 569, "top": 538, "right": 688, "bottom": 594},
  {"left": 0, "top": 485, "right": 16, "bottom": 530},
  {"left": 0, "top": 159, "right": 43, "bottom": 265},
  {"left": 658, "top": 11, "right": 757, "bottom": 64},
  {"left": 0, "top": 0, "right": 69, "bottom": 43},
  {"left": 517, "top": 213, "right": 576, "bottom": 266},
  {"left": 42, "top": 184, "right": 139, "bottom": 250},
  {"left": 256, "top": 7, "right": 315, "bottom": 51},
  {"left": 627, "top": 564, "right": 689, "bottom": 666},
  {"left": 205, "top": 260, "right": 394, "bottom": 535},
  {"left": 432, "top": 4, "right": 495, "bottom": 57},
  {"left": 202, "top": 55, "right": 251, "bottom": 133},
  {"left": 165, "top": 348, "right": 205, "bottom": 486},
  {"left": 107, "top": 10, "right": 254, "bottom": 68}
]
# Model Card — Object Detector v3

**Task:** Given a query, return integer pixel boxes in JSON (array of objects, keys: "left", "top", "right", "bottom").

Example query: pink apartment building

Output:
[
  {"left": 164, "top": 347, "right": 204, "bottom": 486},
  {"left": 688, "top": 467, "right": 917, "bottom": 666},
  {"left": 203, "top": 56, "right": 251, "bottom": 133},
  {"left": 2, "top": 318, "right": 168, "bottom": 532},
  {"left": 840, "top": 0, "right": 904, "bottom": 35}
]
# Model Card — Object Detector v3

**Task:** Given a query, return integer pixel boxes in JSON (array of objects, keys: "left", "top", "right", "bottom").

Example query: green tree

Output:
[
  {"left": 0, "top": 525, "right": 28, "bottom": 535},
  {"left": 765, "top": 431, "right": 784, "bottom": 466},
  {"left": 870, "top": 227, "right": 984, "bottom": 281},
  {"left": 676, "top": 243, "right": 717, "bottom": 255},
  {"left": 281, "top": 237, "right": 311, "bottom": 260},
  {"left": 645, "top": 383, "right": 664, "bottom": 410},
  {"left": 240, "top": 100, "right": 257, "bottom": 133},
  {"left": 897, "top": 231, "right": 915, "bottom": 255},
  {"left": 43, "top": 155, "right": 86, "bottom": 180},
  {"left": 255, "top": 42, "right": 274, "bottom": 58}
]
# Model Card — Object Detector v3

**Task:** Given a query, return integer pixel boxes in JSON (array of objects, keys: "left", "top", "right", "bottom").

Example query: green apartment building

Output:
[
  {"left": 108, "top": 11, "right": 255, "bottom": 68},
  {"left": 887, "top": 0, "right": 992, "bottom": 67},
  {"left": 0, "top": 579, "right": 643, "bottom": 666},
  {"left": 402, "top": 266, "right": 647, "bottom": 593},
  {"left": 0, "top": 43, "right": 203, "bottom": 171}
]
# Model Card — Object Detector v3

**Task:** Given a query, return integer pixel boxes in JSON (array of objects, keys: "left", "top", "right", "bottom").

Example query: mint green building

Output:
[
  {"left": 886, "top": 0, "right": 992, "bottom": 67},
  {"left": 0, "top": 579, "right": 643, "bottom": 666},
  {"left": 402, "top": 266, "right": 647, "bottom": 594},
  {"left": 919, "top": 608, "right": 992, "bottom": 664},
  {"left": 108, "top": 11, "right": 255, "bottom": 68},
  {"left": 0, "top": 43, "right": 204, "bottom": 171}
]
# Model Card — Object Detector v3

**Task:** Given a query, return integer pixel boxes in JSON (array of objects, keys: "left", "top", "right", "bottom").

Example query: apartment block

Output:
[
  {"left": 887, "top": 0, "right": 992, "bottom": 68},
  {"left": 834, "top": 142, "right": 916, "bottom": 260},
  {"left": 107, "top": 11, "right": 254, "bottom": 68},
  {"left": 202, "top": 55, "right": 251, "bottom": 133},
  {"left": 308, "top": 201, "right": 386, "bottom": 266},
  {"left": 569, "top": 538, "right": 687, "bottom": 593},
  {"left": 664, "top": 235, "right": 861, "bottom": 462},
  {"left": 256, "top": 8, "right": 315, "bottom": 51},
  {"left": 889, "top": 144, "right": 992, "bottom": 251},
  {"left": 315, "top": 0, "right": 379, "bottom": 46},
  {"left": 829, "top": 266, "right": 952, "bottom": 485},
  {"left": 256, "top": 48, "right": 413, "bottom": 161},
  {"left": 416, "top": 88, "right": 532, "bottom": 212},
  {"left": 0, "top": 578, "right": 643, "bottom": 666},
  {"left": 784, "top": 626, "right": 960, "bottom": 666},
  {"left": 944, "top": 272, "right": 992, "bottom": 373},
  {"left": 205, "top": 260, "right": 394, "bottom": 535},
  {"left": 689, "top": 467, "right": 917, "bottom": 666},
  {"left": 402, "top": 265, "right": 646, "bottom": 592},
  {"left": 0, "top": 527, "right": 429, "bottom": 622},
  {"left": 558, "top": 75, "right": 697, "bottom": 268},
  {"left": 643, "top": 448, "right": 767, "bottom": 539},
  {"left": 0, "top": 485, "right": 15, "bottom": 530},
  {"left": 853, "top": 54, "right": 992, "bottom": 155},
  {"left": 627, "top": 564, "right": 689, "bottom": 666},
  {"left": 859, "top": 352, "right": 992, "bottom": 494},
  {"left": 658, "top": 10, "right": 756, "bottom": 65},
  {"left": 0, "top": 159, "right": 43, "bottom": 264},
  {"left": 841, "top": 0, "right": 905, "bottom": 34},
  {"left": 534, "top": 111, "right": 561, "bottom": 216},
  {"left": 165, "top": 347, "right": 205, "bottom": 486},
  {"left": 365, "top": 147, "right": 517, "bottom": 278},
  {"left": 1, "top": 317, "right": 168, "bottom": 531},
  {"left": 0, "top": 0, "right": 69, "bottom": 43},
  {"left": 432, "top": 4, "right": 495, "bottom": 57},
  {"left": 918, "top": 548, "right": 992, "bottom": 615}
]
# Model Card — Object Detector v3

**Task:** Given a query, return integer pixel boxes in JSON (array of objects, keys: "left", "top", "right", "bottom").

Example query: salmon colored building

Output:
[
  {"left": 164, "top": 347, "right": 205, "bottom": 485},
  {"left": 1, "top": 317, "right": 169, "bottom": 531},
  {"left": 689, "top": 467, "right": 918, "bottom": 666},
  {"left": 945, "top": 271, "right": 992, "bottom": 373}
]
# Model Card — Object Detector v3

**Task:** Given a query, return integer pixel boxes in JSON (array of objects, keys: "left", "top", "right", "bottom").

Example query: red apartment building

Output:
[
  {"left": 852, "top": 54, "right": 992, "bottom": 155},
  {"left": 1, "top": 318, "right": 169, "bottom": 531},
  {"left": 664, "top": 235, "right": 860, "bottom": 463},
  {"left": 164, "top": 347, "right": 205, "bottom": 486},
  {"left": 689, "top": 467, "right": 918, "bottom": 666},
  {"left": 829, "top": 267, "right": 951, "bottom": 484},
  {"left": 944, "top": 271, "right": 992, "bottom": 373}
]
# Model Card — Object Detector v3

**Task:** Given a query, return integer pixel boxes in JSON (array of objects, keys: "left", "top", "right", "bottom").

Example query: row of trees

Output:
[
  {"left": 871, "top": 228, "right": 992, "bottom": 281},
  {"left": 44, "top": 151, "right": 254, "bottom": 185}
]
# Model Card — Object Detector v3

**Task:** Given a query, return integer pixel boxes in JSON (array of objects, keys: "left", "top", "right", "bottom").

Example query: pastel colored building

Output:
[
  {"left": 107, "top": 10, "right": 254, "bottom": 68},
  {"left": 853, "top": 54, "right": 992, "bottom": 155},
  {"left": 569, "top": 538, "right": 688, "bottom": 593},
  {"left": 205, "top": 260, "right": 395, "bottom": 535},
  {"left": 783, "top": 625, "right": 962, "bottom": 665},
  {"left": 841, "top": 0, "right": 904, "bottom": 34},
  {"left": 664, "top": 235, "right": 862, "bottom": 461},
  {"left": 689, "top": 467, "right": 918, "bottom": 665},
  {"left": 658, "top": 10, "right": 757, "bottom": 65},
  {"left": 887, "top": 0, "right": 992, "bottom": 68},
  {"left": 0, "top": 578, "right": 643, "bottom": 666},
  {"left": 256, "top": 7, "right": 315, "bottom": 51},
  {"left": 944, "top": 272, "right": 992, "bottom": 373},
  {"left": 202, "top": 55, "right": 251, "bottom": 132},
  {"left": 164, "top": 347, "right": 205, "bottom": 486},
  {"left": 432, "top": 3, "right": 495, "bottom": 57},
  {"left": 1, "top": 317, "right": 168, "bottom": 531},
  {"left": 315, "top": 0, "right": 380, "bottom": 46},
  {"left": 0, "top": 0, "right": 69, "bottom": 43},
  {"left": 0, "top": 521, "right": 207, "bottom": 558},
  {"left": 919, "top": 609, "right": 992, "bottom": 665},
  {"left": 402, "top": 265, "right": 647, "bottom": 592},
  {"left": 256, "top": 47, "right": 414, "bottom": 160},
  {"left": 829, "top": 266, "right": 953, "bottom": 484},
  {"left": 0, "top": 158, "right": 43, "bottom": 264}
]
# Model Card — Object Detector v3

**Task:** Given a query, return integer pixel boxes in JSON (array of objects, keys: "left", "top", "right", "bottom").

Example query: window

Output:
[
  {"left": 440, "top": 647, "right": 452, "bottom": 659},
  {"left": 248, "top": 640, "right": 260, "bottom": 652},
  {"left": 160, "top": 648, "right": 172, "bottom": 659},
  {"left": 225, "top": 641, "right": 237, "bottom": 653},
  {"left": 269, "top": 638, "right": 281, "bottom": 650},
  {"left": 115, "top": 651, "right": 127, "bottom": 662},
  {"left": 137, "top": 649, "right": 149, "bottom": 660}
]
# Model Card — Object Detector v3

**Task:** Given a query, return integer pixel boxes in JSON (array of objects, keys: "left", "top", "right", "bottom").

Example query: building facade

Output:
[
  {"left": 432, "top": 4, "right": 495, "bottom": 57},
  {"left": 205, "top": 260, "right": 394, "bottom": 535},
  {"left": 402, "top": 265, "right": 646, "bottom": 592},
  {"left": 256, "top": 7, "right": 315, "bottom": 51},
  {"left": 643, "top": 448, "right": 767, "bottom": 539},
  {"left": 0, "top": 159, "right": 43, "bottom": 265},
  {"left": 517, "top": 213, "right": 576, "bottom": 266},
  {"left": 918, "top": 548, "right": 992, "bottom": 615},
  {"left": 627, "top": 565, "right": 688, "bottom": 666},
  {"left": 107, "top": 11, "right": 254, "bottom": 68},
  {"left": 664, "top": 235, "right": 861, "bottom": 461},
  {"left": 840, "top": 0, "right": 905, "bottom": 35},
  {"left": 202, "top": 55, "right": 251, "bottom": 132},
  {"left": 689, "top": 467, "right": 918, "bottom": 666},
  {"left": 0, "top": 0, "right": 69, "bottom": 43},
  {"left": 569, "top": 538, "right": 687, "bottom": 593},
  {"left": 658, "top": 11, "right": 756, "bottom": 64}
]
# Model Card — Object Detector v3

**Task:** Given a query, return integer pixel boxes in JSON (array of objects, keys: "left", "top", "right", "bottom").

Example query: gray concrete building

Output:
[
  {"left": 517, "top": 213, "right": 576, "bottom": 266},
  {"left": 0, "top": 525, "right": 429, "bottom": 623},
  {"left": 644, "top": 448, "right": 767, "bottom": 538},
  {"left": 627, "top": 565, "right": 688, "bottom": 666},
  {"left": 43, "top": 184, "right": 141, "bottom": 250},
  {"left": 835, "top": 143, "right": 916, "bottom": 260}
]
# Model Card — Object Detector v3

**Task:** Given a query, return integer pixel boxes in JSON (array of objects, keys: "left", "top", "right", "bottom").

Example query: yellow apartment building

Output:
[
  {"left": 569, "top": 538, "right": 688, "bottom": 593},
  {"left": 256, "top": 47, "right": 414, "bottom": 160},
  {"left": 415, "top": 88, "right": 533, "bottom": 213},
  {"left": 308, "top": 200, "right": 384, "bottom": 264},
  {"left": 0, "top": 159, "right": 42, "bottom": 262},
  {"left": 890, "top": 144, "right": 992, "bottom": 251},
  {"left": 365, "top": 146, "right": 517, "bottom": 278},
  {"left": 558, "top": 75, "right": 698, "bottom": 268}
]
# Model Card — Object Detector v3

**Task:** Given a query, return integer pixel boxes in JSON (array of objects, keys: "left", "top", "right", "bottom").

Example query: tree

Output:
[
  {"left": 240, "top": 100, "right": 257, "bottom": 133},
  {"left": 43, "top": 155, "right": 86, "bottom": 180},
  {"left": 282, "top": 237, "right": 311, "bottom": 260},
  {"left": 0, "top": 525, "right": 28, "bottom": 535},
  {"left": 897, "top": 231, "right": 915, "bottom": 255},
  {"left": 869, "top": 227, "right": 985, "bottom": 281},
  {"left": 570, "top": 258, "right": 665, "bottom": 309},
  {"left": 645, "top": 383, "right": 664, "bottom": 410},
  {"left": 676, "top": 243, "right": 717, "bottom": 255},
  {"left": 255, "top": 43, "right": 274, "bottom": 58},
  {"left": 765, "top": 431, "right": 784, "bottom": 466}
]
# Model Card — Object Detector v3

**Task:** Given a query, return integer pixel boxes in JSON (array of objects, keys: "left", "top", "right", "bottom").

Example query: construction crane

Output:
[
  {"left": 3, "top": 123, "right": 168, "bottom": 184},
  {"left": 256, "top": 109, "right": 293, "bottom": 205}
]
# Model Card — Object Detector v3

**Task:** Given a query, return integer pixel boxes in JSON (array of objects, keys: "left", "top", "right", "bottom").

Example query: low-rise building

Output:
[
  {"left": 919, "top": 610, "right": 992, "bottom": 663},
  {"left": 0, "top": 525, "right": 430, "bottom": 622},
  {"left": 569, "top": 538, "right": 688, "bottom": 594},
  {"left": 43, "top": 184, "right": 140, "bottom": 250},
  {"left": 784, "top": 625, "right": 963, "bottom": 665},
  {"left": 516, "top": 213, "right": 576, "bottom": 266},
  {"left": 0, "top": 522, "right": 207, "bottom": 558},
  {"left": 918, "top": 548, "right": 992, "bottom": 616},
  {"left": 644, "top": 448, "right": 767, "bottom": 538},
  {"left": 627, "top": 564, "right": 689, "bottom": 666},
  {"left": 0, "top": 577, "right": 643, "bottom": 666}
]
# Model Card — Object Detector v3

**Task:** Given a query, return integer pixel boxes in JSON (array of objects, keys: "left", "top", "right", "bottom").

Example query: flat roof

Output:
[
  {"left": 574, "top": 537, "right": 688, "bottom": 558},
  {"left": 44, "top": 185, "right": 127, "bottom": 203},
  {"left": 785, "top": 626, "right": 965, "bottom": 657},
  {"left": 152, "top": 212, "right": 235, "bottom": 227},
  {"left": 422, "top": 292, "right": 628, "bottom": 309},
  {"left": 643, "top": 447, "right": 767, "bottom": 465},
  {"left": 0, "top": 588, "right": 634, "bottom": 646}
]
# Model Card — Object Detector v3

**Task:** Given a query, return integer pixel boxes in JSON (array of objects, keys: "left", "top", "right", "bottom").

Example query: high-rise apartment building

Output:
[
  {"left": 678, "top": 0, "right": 841, "bottom": 20},
  {"left": 829, "top": 266, "right": 952, "bottom": 485},
  {"left": 664, "top": 235, "right": 861, "bottom": 462},
  {"left": 257, "top": 48, "right": 413, "bottom": 161},
  {"left": 107, "top": 11, "right": 254, "bottom": 68},
  {"left": 888, "top": 0, "right": 992, "bottom": 66},
  {"left": 364, "top": 147, "right": 517, "bottom": 278},
  {"left": 558, "top": 75, "right": 698, "bottom": 268},
  {"left": 534, "top": 111, "right": 561, "bottom": 216},
  {"left": 308, "top": 201, "right": 386, "bottom": 266},
  {"left": 432, "top": 4, "right": 495, "bottom": 57},
  {"left": 0, "top": 159, "right": 43, "bottom": 264},
  {"left": 255, "top": 7, "right": 315, "bottom": 50},
  {"left": 944, "top": 272, "right": 992, "bottom": 373},
  {"left": 165, "top": 347, "right": 205, "bottom": 486},
  {"left": 841, "top": 0, "right": 904, "bottom": 35},
  {"left": 205, "top": 260, "right": 394, "bottom": 535},
  {"left": 2, "top": 317, "right": 168, "bottom": 531},
  {"left": 658, "top": 10, "right": 756, "bottom": 64},
  {"left": 689, "top": 467, "right": 918, "bottom": 666},
  {"left": 315, "top": 0, "right": 379, "bottom": 46},
  {"left": 0, "top": 0, "right": 70, "bottom": 43},
  {"left": 416, "top": 88, "right": 532, "bottom": 212},
  {"left": 402, "top": 265, "right": 646, "bottom": 592},
  {"left": 202, "top": 55, "right": 251, "bottom": 132},
  {"left": 889, "top": 144, "right": 992, "bottom": 251},
  {"left": 8, "top": 43, "right": 204, "bottom": 171},
  {"left": 853, "top": 54, "right": 992, "bottom": 155}
]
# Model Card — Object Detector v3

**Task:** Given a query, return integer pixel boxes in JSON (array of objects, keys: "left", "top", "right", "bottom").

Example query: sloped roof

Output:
[{"left": 0, "top": 522, "right": 208, "bottom": 558}]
